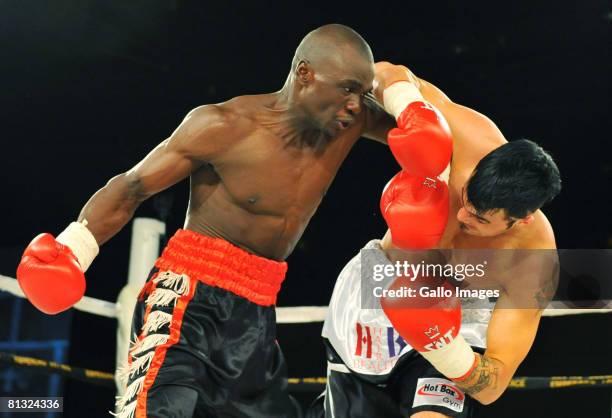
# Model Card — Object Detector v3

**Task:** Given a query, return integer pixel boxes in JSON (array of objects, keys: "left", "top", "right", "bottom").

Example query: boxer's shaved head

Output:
[
  {"left": 291, "top": 24, "right": 373, "bottom": 71},
  {"left": 285, "top": 24, "right": 374, "bottom": 139}
]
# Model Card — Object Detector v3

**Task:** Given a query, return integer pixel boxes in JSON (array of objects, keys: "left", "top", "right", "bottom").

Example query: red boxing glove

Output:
[
  {"left": 381, "top": 275, "right": 477, "bottom": 380},
  {"left": 388, "top": 101, "right": 453, "bottom": 178},
  {"left": 16, "top": 233, "right": 86, "bottom": 314},
  {"left": 380, "top": 171, "right": 449, "bottom": 249},
  {"left": 381, "top": 275, "right": 460, "bottom": 350}
]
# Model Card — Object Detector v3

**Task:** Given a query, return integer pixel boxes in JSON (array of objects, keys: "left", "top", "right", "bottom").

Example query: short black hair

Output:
[{"left": 466, "top": 139, "right": 561, "bottom": 220}]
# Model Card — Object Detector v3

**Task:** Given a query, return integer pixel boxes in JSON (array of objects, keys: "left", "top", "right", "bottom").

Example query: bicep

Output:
[
  {"left": 123, "top": 139, "right": 200, "bottom": 200},
  {"left": 485, "top": 253, "right": 557, "bottom": 370},
  {"left": 420, "top": 79, "right": 507, "bottom": 151},
  {"left": 485, "top": 306, "right": 541, "bottom": 374},
  {"left": 124, "top": 105, "right": 231, "bottom": 200}
]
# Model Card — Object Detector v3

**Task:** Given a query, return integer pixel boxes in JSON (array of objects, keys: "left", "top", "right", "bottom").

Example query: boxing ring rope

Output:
[
  {"left": 2, "top": 271, "right": 611, "bottom": 395},
  {"left": 2, "top": 218, "right": 611, "bottom": 402},
  {"left": 1, "top": 275, "right": 610, "bottom": 321},
  {"left": 1, "top": 350, "right": 611, "bottom": 392}
]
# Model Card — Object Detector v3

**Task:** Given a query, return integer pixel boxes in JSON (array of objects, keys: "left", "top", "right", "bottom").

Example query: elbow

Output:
[
  {"left": 114, "top": 171, "right": 150, "bottom": 204},
  {"left": 470, "top": 386, "right": 507, "bottom": 406},
  {"left": 95, "top": 173, "right": 146, "bottom": 220},
  {"left": 473, "top": 395, "right": 498, "bottom": 406}
]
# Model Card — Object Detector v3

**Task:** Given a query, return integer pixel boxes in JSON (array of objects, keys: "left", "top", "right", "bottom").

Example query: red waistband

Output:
[{"left": 154, "top": 229, "right": 287, "bottom": 306}]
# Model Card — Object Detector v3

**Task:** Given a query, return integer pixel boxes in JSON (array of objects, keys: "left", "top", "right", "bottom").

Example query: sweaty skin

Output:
[
  {"left": 374, "top": 62, "right": 557, "bottom": 408},
  {"left": 76, "top": 34, "right": 394, "bottom": 261}
]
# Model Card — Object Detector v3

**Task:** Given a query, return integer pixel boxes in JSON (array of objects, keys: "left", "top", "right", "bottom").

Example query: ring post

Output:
[{"left": 114, "top": 218, "right": 166, "bottom": 396}]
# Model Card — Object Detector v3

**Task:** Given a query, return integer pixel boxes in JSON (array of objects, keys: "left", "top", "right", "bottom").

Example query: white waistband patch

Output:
[{"left": 413, "top": 377, "right": 465, "bottom": 413}]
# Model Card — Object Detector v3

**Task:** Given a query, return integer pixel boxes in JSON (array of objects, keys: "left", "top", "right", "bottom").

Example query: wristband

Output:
[
  {"left": 56, "top": 220, "right": 99, "bottom": 272},
  {"left": 420, "top": 334, "right": 477, "bottom": 379},
  {"left": 452, "top": 353, "right": 480, "bottom": 383},
  {"left": 383, "top": 81, "right": 424, "bottom": 119}
]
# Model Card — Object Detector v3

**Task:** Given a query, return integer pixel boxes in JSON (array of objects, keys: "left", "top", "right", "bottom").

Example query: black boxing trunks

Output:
[
  {"left": 306, "top": 340, "right": 478, "bottom": 418},
  {"left": 114, "top": 229, "right": 300, "bottom": 418}
]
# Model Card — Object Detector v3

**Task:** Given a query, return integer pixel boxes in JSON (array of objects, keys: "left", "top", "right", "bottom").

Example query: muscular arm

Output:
[
  {"left": 418, "top": 78, "right": 507, "bottom": 158},
  {"left": 455, "top": 307, "right": 541, "bottom": 404},
  {"left": 77, "top": 105, "right": 233, "bottom": 245},
  {"left": 456, "top": 248, "right": 558, "bottom": 404},
  {"left": 373, "top": 61, "right": 507, "bottom": 159}
]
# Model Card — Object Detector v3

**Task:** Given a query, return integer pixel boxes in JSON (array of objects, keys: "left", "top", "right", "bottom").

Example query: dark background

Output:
[{"left": 0, "top": 0, "right": 611, "bottom": 417}]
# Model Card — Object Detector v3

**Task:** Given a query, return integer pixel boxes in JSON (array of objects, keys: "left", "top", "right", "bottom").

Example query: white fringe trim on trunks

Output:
[{"left": 113, "top": 270, "right": 191, "bottom": 418}]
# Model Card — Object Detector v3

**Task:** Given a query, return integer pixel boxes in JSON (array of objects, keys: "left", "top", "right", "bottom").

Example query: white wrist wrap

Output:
[
  {"left": 420, "top": 334, "right": 476, "bottom": 379},
  {"left": 382, "top": 81, "right": 424, "bottom": 119},
  {"left": 56, "top": 221, "right": 99, "bottom": 272}
]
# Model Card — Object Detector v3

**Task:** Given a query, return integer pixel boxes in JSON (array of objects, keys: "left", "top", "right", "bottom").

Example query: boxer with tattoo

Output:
[{"left": 314, "top": 62, "right": 561, "bottom": 418}]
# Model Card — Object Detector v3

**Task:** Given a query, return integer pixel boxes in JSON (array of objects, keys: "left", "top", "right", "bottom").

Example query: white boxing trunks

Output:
[{"left": 314, "top": 240, "right": 493, "bottom": 418}]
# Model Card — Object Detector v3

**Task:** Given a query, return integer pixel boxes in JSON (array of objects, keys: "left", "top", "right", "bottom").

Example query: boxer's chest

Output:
[{"left": 213, "top": 126, "right": 360, "bottom": 216}]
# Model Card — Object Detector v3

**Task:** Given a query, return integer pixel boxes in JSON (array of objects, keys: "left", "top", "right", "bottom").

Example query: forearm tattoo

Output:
[{"left": 456, "top": 354, "right": 502, "bottom": 396}]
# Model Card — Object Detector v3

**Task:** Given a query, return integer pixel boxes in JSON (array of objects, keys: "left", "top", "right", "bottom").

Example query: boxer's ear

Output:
[
  {"left": 517, "top": 214, "right": 535, "bottom": 226},
  {"left": 296, "top": 60, "right": 313, "bottom": 85}
]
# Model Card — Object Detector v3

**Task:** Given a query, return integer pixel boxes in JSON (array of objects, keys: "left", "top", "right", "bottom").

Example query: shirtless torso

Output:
[
  {"left": 77, "top": 86, "right": 393, "bottom": 260},
  {"left": 185, "top": 94, "right": 380, "bottom": 259}
]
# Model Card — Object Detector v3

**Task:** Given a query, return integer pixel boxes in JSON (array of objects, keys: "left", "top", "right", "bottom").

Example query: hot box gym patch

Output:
[{"left": 413, "top": 378, "right": 465, "bottom": 413}]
